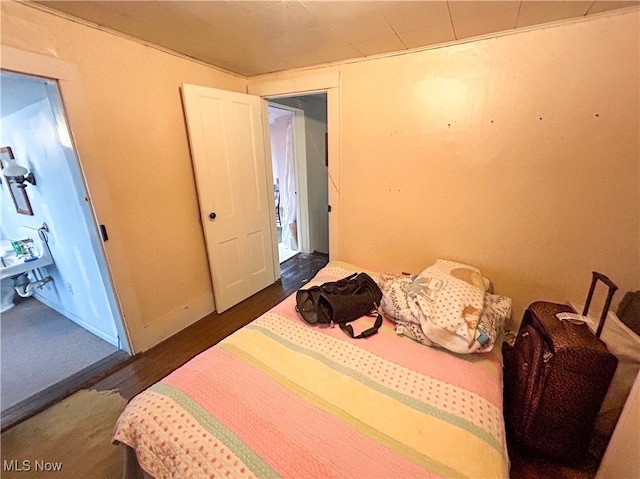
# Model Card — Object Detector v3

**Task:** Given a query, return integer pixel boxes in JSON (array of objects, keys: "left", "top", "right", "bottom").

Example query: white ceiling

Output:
[
  {"left": 1, "top": 71, "right": 51, "bottom": 117},
  {"left": 31, "top": 0, "right": 639, "bottom": 77}
]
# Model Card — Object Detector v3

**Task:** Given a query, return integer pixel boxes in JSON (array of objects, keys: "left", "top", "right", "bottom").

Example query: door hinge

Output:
[
  {"left": 99, "top": 224, "right": 109, "bottom": 241},
  {"left": 328, "top": 204, "right": 332, "bottom": 213}
]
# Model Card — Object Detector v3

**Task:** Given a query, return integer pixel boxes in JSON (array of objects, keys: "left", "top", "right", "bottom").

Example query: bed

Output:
[{"left": 113, "top": 261, "right": 510, "bottom": 479}]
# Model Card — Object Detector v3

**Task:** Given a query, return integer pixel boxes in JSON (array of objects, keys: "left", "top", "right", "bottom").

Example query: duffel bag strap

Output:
[{"left": 339, "top": 313, "right": 383, "bottom": 339}]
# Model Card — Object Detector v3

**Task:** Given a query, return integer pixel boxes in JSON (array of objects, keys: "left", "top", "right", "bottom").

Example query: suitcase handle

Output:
[{"left": 582, "top": 271, "right": 618, "bottom": 338}]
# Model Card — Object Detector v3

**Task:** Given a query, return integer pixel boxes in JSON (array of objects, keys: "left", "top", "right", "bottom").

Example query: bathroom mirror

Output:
[{"left": 0, "top": 147, "right": 34, "bottom": 216}]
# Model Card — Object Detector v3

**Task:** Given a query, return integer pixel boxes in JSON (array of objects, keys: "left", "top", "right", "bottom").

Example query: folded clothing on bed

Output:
[{"left": 380, "top": 259, "right": 512, "bottom": 354}]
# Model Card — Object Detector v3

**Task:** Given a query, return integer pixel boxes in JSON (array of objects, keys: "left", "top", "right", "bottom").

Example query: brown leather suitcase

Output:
[{"left": 504, "top": 272, "right": 619, "bottom": 463}]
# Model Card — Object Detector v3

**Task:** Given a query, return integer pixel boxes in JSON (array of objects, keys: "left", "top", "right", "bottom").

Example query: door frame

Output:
[
  {"left": 0, "top": 47, "right": 133, "bottom": 352},
  {"left": 267, "top": 101, "right": 310, "bottom": 259},
  {"left": 248, "top": 72, "right": 341, "bottom": 260}
]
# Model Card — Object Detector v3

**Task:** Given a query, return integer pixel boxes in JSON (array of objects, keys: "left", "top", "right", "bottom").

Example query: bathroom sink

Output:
[
  {"left": 1, "top": 255, "right": 19, "bottom": 267},
  {"left": 0, "top": 242, "right": 54, "bottom": 280}
]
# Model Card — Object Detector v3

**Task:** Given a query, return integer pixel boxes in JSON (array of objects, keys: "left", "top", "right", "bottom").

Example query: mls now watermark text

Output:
[{"left": 3, "top": 459, "right": 63, "bottom": 472}]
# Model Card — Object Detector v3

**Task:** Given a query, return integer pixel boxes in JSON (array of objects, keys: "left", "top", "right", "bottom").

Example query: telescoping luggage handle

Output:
[{"left": 582, "top": 271, "right": 618, "bottom": 338}]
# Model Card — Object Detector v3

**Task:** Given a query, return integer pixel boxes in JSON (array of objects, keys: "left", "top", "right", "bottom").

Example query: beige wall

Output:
[
  {"left": 252, "top": 9, "right": 640, "bottom": 323},
  {"left": 1, "top": 1, "right": 247, "bottom": 351},
  {"left": 2, "top": 1, "right": 638, "bottom": 349}
]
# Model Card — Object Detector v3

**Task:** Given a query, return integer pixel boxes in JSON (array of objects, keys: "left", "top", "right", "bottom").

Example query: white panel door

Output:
[{"left": 182, "top": 83, "right": 276, "bottom": 313}]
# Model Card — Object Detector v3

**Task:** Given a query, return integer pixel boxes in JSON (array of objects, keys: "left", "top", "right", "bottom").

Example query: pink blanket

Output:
[{"left": 113, "top": 261, "right": 509, "bottom": 478}]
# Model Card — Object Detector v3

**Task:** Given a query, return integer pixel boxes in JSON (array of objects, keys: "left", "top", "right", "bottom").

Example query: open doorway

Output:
[
  {"left": 268, "top": 94, "right": 328, "bottom": 267},
  {"left": 0, "top": 70, "right": 130, "bottom": 426},
  {"left": 268, "top": 104, "right": 299, "bottom": 263}
]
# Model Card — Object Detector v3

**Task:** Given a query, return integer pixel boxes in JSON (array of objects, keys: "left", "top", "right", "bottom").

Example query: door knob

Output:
[{"left": 209, "top": 212, "right": 217, "bottom": 220}]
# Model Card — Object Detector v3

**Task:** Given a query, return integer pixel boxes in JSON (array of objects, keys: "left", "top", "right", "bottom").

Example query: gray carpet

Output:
[{"left": 1, "top": 298, "right": 119, "bottom": 411}]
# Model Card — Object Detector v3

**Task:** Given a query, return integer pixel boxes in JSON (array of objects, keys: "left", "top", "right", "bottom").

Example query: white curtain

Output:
[{"left": 281, "top": 119, "right": 297, "bottom": 250}]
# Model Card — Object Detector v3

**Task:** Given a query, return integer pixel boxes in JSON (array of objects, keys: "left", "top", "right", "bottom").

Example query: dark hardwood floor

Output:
[
  {"left": 93, "top": 251, "right": 330, "bottom": 401},
  {"left": 2, "top": 251, "right": 601, "bottom": 478},
  {"left": 509, "top": 443, "right": 599, "bottom": 479}
]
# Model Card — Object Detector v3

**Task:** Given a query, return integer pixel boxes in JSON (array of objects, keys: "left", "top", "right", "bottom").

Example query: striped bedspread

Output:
[{"left": 113, "top": 261, "right": 509, "bottom": 479}]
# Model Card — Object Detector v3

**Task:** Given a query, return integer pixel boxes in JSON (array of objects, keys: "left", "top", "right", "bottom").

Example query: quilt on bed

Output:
[{"left": 113, "top": 262, "right": 509, "bottom": 479}]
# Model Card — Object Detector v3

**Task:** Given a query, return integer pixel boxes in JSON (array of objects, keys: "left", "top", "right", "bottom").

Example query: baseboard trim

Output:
[{"left": 143, "top": 292, "right": 215, "bottom": 350}]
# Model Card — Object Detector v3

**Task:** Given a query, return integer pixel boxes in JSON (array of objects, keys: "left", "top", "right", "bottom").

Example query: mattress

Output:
[{"left": 113, "top": 261, "right": 509, "bottom": 478}]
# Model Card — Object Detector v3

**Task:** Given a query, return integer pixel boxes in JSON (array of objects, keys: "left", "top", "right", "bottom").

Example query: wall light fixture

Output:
[{"left": 0, "top": 146, "right": 36, "bottom": 186}]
